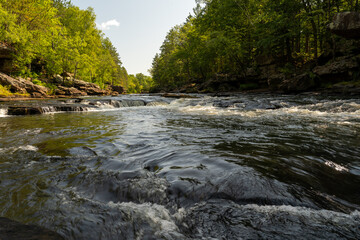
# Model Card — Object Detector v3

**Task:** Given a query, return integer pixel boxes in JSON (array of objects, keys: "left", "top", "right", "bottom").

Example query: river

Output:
[{"left": 0, "top": 94, "right": 359, "bottom": 239}]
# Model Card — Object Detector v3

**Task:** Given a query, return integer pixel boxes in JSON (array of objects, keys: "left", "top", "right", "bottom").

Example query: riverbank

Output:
[{"left": 0, "top": 72, "right": 124, "bottom": 100}]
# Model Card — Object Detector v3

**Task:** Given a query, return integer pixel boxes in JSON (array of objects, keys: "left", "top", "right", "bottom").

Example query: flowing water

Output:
[{"left": 0, "top": 94, "right": 359, "bottom": 239}]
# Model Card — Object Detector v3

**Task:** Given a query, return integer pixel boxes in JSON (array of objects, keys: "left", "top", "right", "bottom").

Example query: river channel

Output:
[{"left": 0, "top": 94, "right": 359, "bottom": 239}]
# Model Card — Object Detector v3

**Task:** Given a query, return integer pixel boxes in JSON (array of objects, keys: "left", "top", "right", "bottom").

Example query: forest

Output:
[
  {"left": 151, "top": 0, "right": 360, "bottom": 92},
  {"left": 0, "top": 0, "right": 154, "bottom": 94}
]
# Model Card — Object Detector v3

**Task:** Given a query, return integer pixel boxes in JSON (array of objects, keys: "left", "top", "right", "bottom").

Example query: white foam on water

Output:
[
  {"left": 0, "top": 145, "right": 38, "bottom": 153},
  {"left": 0, "top": 108, "right": 8, "bottom": 117},
  {"left": 108, "top": 201, "right": 184, "bottom": 238},
  {"left": 324, "top": 161, "right": 349, "bottom": 172},
  {"left": 18, "top": 145, "right": 39, "bottom": 151},
  {"left": 241, "top": 203, "right": 360, "bottom": 222}
]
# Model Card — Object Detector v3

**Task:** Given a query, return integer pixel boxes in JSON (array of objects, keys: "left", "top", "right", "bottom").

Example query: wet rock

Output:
[
  {"left": 181, "top": 200, "right": 360, "bottom": 240},
  {"left": 162, "top": 93, "right": 198, "bottom": 98},
  {"left": 329, "top": 12, "right": 360, "bottom": 39},
  {"left": 7, "top": 106, "right": 44, "bottom": 115},
  {"left": 146, "top": 101, "right": 169, "bottom": 106},
  {"left": 0, "top": 217, "right": 64, "bottom": 240},
  {"left": 0, "top": 72, "right": 49, "bottom": 97}
]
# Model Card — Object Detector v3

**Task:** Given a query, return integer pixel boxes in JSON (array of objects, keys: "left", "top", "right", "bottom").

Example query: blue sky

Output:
[{"left": 71, "top": 0, "right": 197, "bottom": 75}]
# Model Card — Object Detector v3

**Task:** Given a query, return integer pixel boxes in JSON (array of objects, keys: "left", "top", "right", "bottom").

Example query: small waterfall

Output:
[
  {"left": 0, "top": 108, "right": 8, "bottom": 117},
  {"left": 41, "top": 106, "right": 57, "bottom": 113}
]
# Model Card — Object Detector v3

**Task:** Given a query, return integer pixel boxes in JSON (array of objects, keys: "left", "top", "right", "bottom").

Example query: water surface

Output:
[{"left": 0, "top": 94, "right": 359, "bottom": 239}]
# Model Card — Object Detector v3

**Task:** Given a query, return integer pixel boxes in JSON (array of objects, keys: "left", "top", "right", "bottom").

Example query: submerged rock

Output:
[{"left": 0, "top": 217, "right": 64, "bottom": 240}]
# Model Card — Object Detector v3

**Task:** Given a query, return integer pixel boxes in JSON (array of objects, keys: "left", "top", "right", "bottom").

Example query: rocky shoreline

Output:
[
  {"left": 0, "top": 72, "right": 124, "bottom": 99},
  {"left": 162, "top": 12, "right": 360, "bottom": 96}
]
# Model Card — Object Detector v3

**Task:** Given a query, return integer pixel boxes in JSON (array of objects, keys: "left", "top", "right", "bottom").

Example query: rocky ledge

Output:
[
  {"left": 0, "top": 72, "right": 49, "bottom": 98},
  {"left": 0, "top": 217, "right": 64, "bottom": 240},
  {"left": 0, "top": 98, "right": 169, "bottom": 116},
  {"left": 0, "top": 72, "right": 124, "bottom": 98}
]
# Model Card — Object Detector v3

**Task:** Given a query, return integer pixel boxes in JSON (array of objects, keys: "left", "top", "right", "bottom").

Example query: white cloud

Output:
[{"left": 98, "top": 19, "right": 120, "bottom": 30}]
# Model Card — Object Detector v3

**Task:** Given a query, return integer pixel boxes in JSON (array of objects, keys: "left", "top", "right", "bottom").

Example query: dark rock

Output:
[
  {"left": 111, "top": 85, "right": 125, "bottom": 94},
  {"left": 53, "top": 74, "right": 63, "bottom": 84},
  {"left": 267, "top": 73, "right": 285, "bottom": 91},
  {"left": 326, "top": 82, "right": 360, "bottom": 95},
  {"left": 54, "top": 89, "right": 66, "bottom": 95},
  {"left": 313, "top": 56, "right": 359, "bottom": 83},
  {"left": 329, "top": 12, "right": 360, "bottom": 39},
  {"left": 0, "top": 217, "right": 64, "bottom": 240},
  {"left": 7, "top": 106, "right": 44, "bottom": 115},
  {"left": 279, "top": 73, "right": 318, "bottom": 93},
  {"left": 0, "top": 43, "right": 14, "bottom": 74}
]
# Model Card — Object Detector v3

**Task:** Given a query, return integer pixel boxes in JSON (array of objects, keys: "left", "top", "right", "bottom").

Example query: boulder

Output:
[
  {"left": 111, "top": 85, "right": 125, "bottom": 94},
  {"left": 313, "top": 56, "right": 359, "bottom": 76},
  {"left": 0, "top": 72, "right": 49, "bottom": 97},
  {"left": 72, "top": 79, "right": 99, "bottom": 89},
  {"left": 53, "top": 74, "right": 63, "bottom": 84},
  {"left": 329, "top": 12, "right": 360, "bottom": 39},
  {"left": 78, "top": 86, "right": 107, "bottom": 95},
  {"left": 279, "top": 73, "right": 318, "bottom": 93},
  {"left": 56, "top": 86, "right": 87, "bottom": 96}
]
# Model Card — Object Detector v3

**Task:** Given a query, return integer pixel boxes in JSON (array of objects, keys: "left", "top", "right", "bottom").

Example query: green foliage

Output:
[
  {"left": 0, "top": 84, "right": 12, "bottom": 96},
  {"left": 0, "top": 0, "right": 128, "bottom": 90},
  {"left": 151, "top": 0, "right": 358, "bottom": 91},
  {"left": 127, "top": 74, "right": 154, "bottom": 93}
]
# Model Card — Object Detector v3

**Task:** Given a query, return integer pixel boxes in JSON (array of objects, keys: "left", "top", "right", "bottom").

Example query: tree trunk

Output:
[
  {"left": 311, "top": 19, "right": 318, "bottom": 60},
  {"left": 305, "top": 33, "right": 309, "bottom": 53},
  {"left": 286, "top": 37, "right": 292, "bottom": 62}
]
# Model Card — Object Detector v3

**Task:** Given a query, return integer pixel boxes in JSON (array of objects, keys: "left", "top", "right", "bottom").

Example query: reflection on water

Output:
[{"left": 0, "top": 94, "right": 359, "bottom": 239}]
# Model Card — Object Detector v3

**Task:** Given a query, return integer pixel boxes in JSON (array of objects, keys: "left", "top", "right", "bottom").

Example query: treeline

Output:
[
  {"left": 151, "top": 0, "right": 359, "bottom": 90},
  {"left": 0, "top": 0, "right": 131, "bottom": 89}
]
